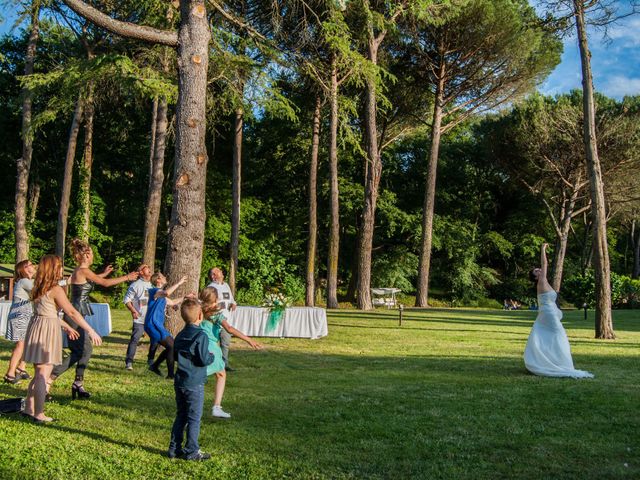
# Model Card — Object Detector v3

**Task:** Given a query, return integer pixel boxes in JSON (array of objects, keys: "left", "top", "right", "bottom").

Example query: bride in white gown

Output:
[{"left": 524, "top": 243, "right": 594, "bottom": 379}]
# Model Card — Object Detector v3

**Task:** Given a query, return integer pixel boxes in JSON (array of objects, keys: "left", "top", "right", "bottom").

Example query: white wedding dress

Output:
[{"left": 524, "top": 290, "right": 594, "bottom": 378}]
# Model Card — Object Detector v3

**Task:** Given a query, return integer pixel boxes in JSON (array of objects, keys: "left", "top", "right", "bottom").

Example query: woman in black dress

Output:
[{"left": 48, "top": 239, "right": 138, "bottom": 399}]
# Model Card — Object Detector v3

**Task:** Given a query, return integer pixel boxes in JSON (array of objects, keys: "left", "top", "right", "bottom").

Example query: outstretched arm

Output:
[
  {"left": 51, "top": 286, "right": 102, "bottom": 346},
  {"left": 221, "top": 319, "right": 263, "bottom": 350},
  {"left": 164, "top": 276, "right": 188, "bottom": 298},
  {"left": 83, "top": 268, "right": 138, "bottom": 288},
  {"left": 540, "top": 243, "right": 549, "bottom": 280}
]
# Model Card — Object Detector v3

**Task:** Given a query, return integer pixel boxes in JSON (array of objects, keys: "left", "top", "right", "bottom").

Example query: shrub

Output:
[{"left": 563, "top": 271, "right": 640, "bottom": 309}]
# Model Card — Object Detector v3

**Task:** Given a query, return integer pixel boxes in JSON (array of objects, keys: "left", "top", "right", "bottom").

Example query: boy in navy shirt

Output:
[{"left": 168, "top": 297, "right": 215, "bottom": 460}]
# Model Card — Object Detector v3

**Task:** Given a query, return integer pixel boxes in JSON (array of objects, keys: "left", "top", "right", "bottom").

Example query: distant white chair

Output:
[{"left": 371, "top": 288, "right": 401, "bottom": 308}]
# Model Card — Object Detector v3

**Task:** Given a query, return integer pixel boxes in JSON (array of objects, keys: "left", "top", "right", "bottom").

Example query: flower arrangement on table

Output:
[{"left": 263, "top": 292, "right": 291, "bottom": 333}]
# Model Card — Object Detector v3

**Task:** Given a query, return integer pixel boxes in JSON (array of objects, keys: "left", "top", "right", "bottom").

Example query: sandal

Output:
[
  {"left": 3, "top": 374, "right": 20, "bottom": 385},
  {"left": 16, "top": 368, "right": 31, "bottom": 380}
]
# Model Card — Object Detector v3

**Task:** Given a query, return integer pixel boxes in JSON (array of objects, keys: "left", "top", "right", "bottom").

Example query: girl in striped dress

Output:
[{"left": 3, "top": 259, "right": 36, "bottom": 384}]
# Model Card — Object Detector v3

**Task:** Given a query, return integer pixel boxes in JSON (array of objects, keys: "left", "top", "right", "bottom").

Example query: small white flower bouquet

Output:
[{"left": 263, "top": 292, "right": 291, "bottom": 311}]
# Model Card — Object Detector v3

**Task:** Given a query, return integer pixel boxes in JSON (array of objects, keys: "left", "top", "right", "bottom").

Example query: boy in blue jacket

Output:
[{"left": 168, "top": 297, "right": 215, "bottom": 461}]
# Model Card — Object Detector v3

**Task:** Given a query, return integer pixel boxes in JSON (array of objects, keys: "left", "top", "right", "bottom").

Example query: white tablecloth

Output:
[
  {"left": 1, "top": 301, "right": 112, "bottom": 340},
  {"left": 228, "top": 306, "right": 328, "bottom": 339},
  {"left": 0, "top": 301, "right": 11, "bottom": 337}
]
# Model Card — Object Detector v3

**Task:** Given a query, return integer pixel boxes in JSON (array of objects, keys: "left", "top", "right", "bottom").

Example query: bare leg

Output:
[
  {"left": 213, "top": 370, "right": 226, "bottom": 407},
  {"left": 32, "top": 363, "right": 54, "bottom": 421},
  {"left": 5, "top": 341, "right": 25, "bottom": 377}
]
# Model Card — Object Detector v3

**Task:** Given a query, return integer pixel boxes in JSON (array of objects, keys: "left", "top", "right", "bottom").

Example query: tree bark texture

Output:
[
  {"left": 415, "top": 66, "right": 445, "bottom": 307},
  {"left": 28, "top": 181, "right": 40, "bottom": 224},
  {"left": 356, "top": 40, "right": 382, "bottom": 310},
  {"left": 14, "top": 1, "right": 40, "bottom": 262},
  {"left": 327, "top": 55, "right": 340, "bottom": 309},
  {"left": 62, "top": 0, "right": 178, "bottom": 46},
  {"left": 574, "top": 0, "right": 614, "bottom": 339},
  {"left": 56, "top": 96, "right": 84, "bottom": 258},
  {"left": 229, "top": 106, "right": 243, "bottom": 295},
  {"left": 633, "top": 220, "right": 640, "bottom": 279},
  {"left": 306, "top": 95, "right": 321, "bottom": 307},
  {"left": 550, "top": 188, "right": 579, "bottom": 292},
  {"left": 163, "top": 0, "right": 211, "bottom": 335},
  {"left": 143, "top": 97, "right": 168, "bottom": 268},
  {"left": 78, "top": 81, "right": 95, "bottom": 241}
]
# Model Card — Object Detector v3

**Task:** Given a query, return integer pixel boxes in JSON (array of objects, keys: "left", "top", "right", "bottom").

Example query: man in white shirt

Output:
[
  {"left": 207, "top": 267, "right": 237, "bottom": 371},
  {"left": 124, "top": 264, "right": 155, "bottom": 370}
]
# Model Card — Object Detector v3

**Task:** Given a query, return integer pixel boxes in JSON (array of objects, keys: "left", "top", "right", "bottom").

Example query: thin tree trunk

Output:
[
  {"left": 143, "top": 97, "right": 168, "bottom": 268},
  {"left": 551, "top": 189, "right": 579, "bottom": 292},
  {"left": 229, "top": 105, "right": 243, "bottom": 295},
  {"left": 163, "top": 0, "right": 211, "bottom": 335},
  {"left": 306, "top": 95, "right": 321, "bottom": 307},
  {"left": 78, "top": 81, "right": 95, "bottom": 241},
  {"left": 356, "top": 39, "right": 382, "bottom": 310},
  {"left": 327, "top": 54, "right": 340, "bottom": 309},
  {"left": 14, "top": 1, "right": 41, "bottom": 262},
  {"left": 56, "top": 95, "right": 84, "bottom": 258},
  {"left": 633, "top": 219, "right": 640, "bottom": 279},
  {"left": 28, "top": 181, "right": 40, "bottom": 224},
  {"left": 574, "top": 0, "right": 614, "bottom": 339},
  {"left": 416, "top": 65, "right": 445, "bottom": 307}
]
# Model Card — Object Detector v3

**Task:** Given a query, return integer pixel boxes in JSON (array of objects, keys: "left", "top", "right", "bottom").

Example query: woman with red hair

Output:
[{"left": 22, "top": 255, "right": 102, "bottom": 423}]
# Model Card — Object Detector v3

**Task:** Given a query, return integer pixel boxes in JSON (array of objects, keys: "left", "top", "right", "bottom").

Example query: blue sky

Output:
[{"left": 1, "top": 2, "right": 639, "bottom": 99}]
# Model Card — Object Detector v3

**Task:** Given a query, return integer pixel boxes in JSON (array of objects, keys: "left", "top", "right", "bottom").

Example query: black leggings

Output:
[
  {"left": 52, "top": 328, "right": 92, "bottom": 382},
  {"left": 152, "top": 336, "right": 175, "bottom": 377}
]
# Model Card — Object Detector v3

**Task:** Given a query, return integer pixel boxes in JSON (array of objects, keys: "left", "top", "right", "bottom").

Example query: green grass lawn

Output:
[{"left": 0, "top": 308, "right": 638, "bottom": 479}]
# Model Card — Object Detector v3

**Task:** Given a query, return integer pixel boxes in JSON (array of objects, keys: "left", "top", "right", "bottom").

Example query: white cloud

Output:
[
  {"left": 598, "top": 75, "right": 640, "bottom": 98},
  {"left": 606, "top": 17, "right": 640, "bottom": 47}
]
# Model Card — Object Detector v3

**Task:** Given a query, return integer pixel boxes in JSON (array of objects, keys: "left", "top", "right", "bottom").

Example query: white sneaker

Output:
[
  {"left": 125, "top": 362, "right": 133, "bottom": 371},
  {"left": 212, "top": 406, "right": 231, "bottom": 418}
]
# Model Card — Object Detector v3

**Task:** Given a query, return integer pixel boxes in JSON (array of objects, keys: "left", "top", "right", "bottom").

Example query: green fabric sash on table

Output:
[{"left": 266, "top": 308, "right": 285, "bottom": 333}]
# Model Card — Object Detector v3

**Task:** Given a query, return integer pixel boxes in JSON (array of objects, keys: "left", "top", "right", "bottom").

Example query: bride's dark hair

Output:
[{"left": 529, "top": 269, "right": 539, "bottom": 283}]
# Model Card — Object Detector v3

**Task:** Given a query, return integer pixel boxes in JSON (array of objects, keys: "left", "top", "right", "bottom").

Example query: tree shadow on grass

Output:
[{"left": 0, "top": 414, "right": 167, "bottom": 456}]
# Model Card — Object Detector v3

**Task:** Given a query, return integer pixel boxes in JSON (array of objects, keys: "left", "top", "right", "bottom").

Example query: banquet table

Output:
[
  {"left": 1, "top": 302, "right": 112, "bottom": 340},
  {"left": 227, "top": 306, "right": 328, "bottom": 339},
  {"left": 63, "top": 303, "right": 112, "bottom": 346},
  {"left": 0, "top": 301, "right": 11, "bottom": 337}
]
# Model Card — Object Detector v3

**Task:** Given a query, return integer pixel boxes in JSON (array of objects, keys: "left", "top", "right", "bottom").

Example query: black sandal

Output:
[
  {"left": 3, "top": 374, "right": 20, "bottom": 385},
  {"left": 15, "top": 368, "right": 31, "bottom": 380}
]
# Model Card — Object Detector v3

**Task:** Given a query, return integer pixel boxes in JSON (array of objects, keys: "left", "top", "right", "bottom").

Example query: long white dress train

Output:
[{"left": 524, "top": 290, "right": 594, "bottom": 378}]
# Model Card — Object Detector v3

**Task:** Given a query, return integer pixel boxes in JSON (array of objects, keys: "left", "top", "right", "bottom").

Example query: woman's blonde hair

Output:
[
  {"left": 70, "top": 238, "right": 91, "bottom": 264},
  {"left": 199, "top": 287, "right": 220, "bottom": 318},
  {"left": 31, "top": 255, "right": 63, "bottom": 301}
]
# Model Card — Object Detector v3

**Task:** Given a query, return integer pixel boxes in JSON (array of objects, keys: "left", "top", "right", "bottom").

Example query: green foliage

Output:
[
  {"left": 371, "top": 246, "right": 418, "bottom": 293},
  {"left": 0, "top": 211, "right": 16, "bottom": 262},
  {"left": 563, "top": 271, "right": 640, "bottom": 309}
]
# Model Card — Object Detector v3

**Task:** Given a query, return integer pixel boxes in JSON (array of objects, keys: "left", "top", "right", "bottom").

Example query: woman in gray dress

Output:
[{"left": 3, "top": 259, "right": 36, "bottom": 384}]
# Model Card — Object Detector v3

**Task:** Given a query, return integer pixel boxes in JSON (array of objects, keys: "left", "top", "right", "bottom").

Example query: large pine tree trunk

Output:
[
  {"left": 327, "top": 55, "right": 340, "bottom": 309},
  {"left": 56, "top": 96, "right": 84, "bottom": 258},
  {"left": 574, "top": 0, "right": 614, "bottom": 339},
  {"left": 356, "top": 40, "right": 382, "bottom": 311},
  {"left": 415, "top": 72, "right": 444, "bottom": 307},
  {"left": 14, "top": 1, "right": 40, "bottom": 262},
  {"left": 163, "top": 0, "right": 211, "bottom": 334},
  {"left": 306, "top": 95, "right": 321, "bottom": 307},
  {"left": 229, "top": 105, "right": 243, "bottom": 295},
  {"left": 142, "top": 97, "right": 168, "bottom": 268},
  {"left": 78, "top": 81, "right": 95, "bottom": 241}
]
